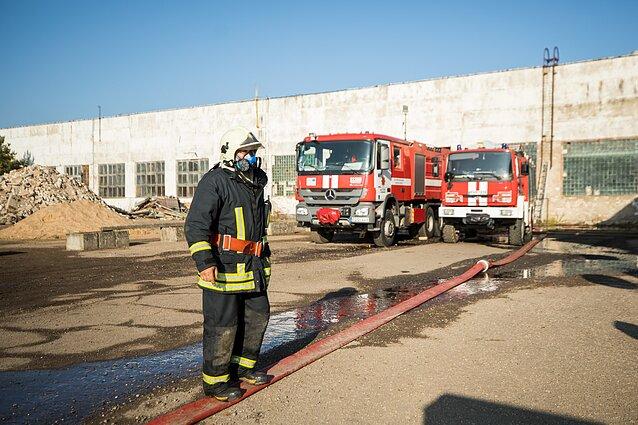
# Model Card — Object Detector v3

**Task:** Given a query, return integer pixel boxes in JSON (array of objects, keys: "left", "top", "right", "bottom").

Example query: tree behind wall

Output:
[{"left": 0, "top": 136, "right": 33, "bottom": 174}]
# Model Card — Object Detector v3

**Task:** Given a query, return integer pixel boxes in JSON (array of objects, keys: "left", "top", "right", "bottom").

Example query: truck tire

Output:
[
  {"left": 442, "top": 224, "right": 459, "bottom": 243},
  {"left": 433, "top": 215, "right": 441, "bottom": 239},
  {"left": 424, "top": 207, "right": 436, "bottom": 238},
  {"left": 311, "top": 229, "right": 334, "bottom": 244},
  {"left": 523, "top": 225, "right": 533, "bottom": 243},
  {"left": 373, "top": 209, "right": 397, "bottom": 247},
  {"left": 508, "top": 219, "right": 524, "bottom": 246},
  {"left": 523, "top": 223, "right": 534, "bottom": 243}
]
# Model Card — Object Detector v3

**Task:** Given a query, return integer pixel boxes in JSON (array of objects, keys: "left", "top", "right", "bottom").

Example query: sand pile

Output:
[
  {"left": 0, "top": 200, "right": 130, "bottom": 240},
  {"left": 0, "top": 165, "right": 103, "bottom": 225}
]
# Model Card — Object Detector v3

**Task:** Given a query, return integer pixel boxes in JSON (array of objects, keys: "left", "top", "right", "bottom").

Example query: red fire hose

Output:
[{"left": 148, "top": 238, "right": 542, "bottom": 425}]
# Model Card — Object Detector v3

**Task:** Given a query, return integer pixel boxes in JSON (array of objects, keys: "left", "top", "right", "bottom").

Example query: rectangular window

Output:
[
  {"left": 98, "top": 163, "right": 126, "bottom": 198},
  {"left": 136, "top": 161, "right": 165, "bottom": 197},
  {"left": 176, "top": 158, "right": 209, "bottom": 198},
  {"left": 563, "top": 140, "right": 638, "bottom": 196},
  {"left": 272, "top": 154, "right": 296, "bottom": 196},
  {"left": 64, "top": 165, "right": 84, "bottom": 184},
  {"left": 393, "top": 146, "right": 402, "bottom": 169},
  {"left": 64, "top": 165, "right": 89, "bottom": 186}
]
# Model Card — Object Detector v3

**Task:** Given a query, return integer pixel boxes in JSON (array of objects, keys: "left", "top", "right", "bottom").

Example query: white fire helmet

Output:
[{"left": 219, "top": 127, "right": 264, "bottom": 163}]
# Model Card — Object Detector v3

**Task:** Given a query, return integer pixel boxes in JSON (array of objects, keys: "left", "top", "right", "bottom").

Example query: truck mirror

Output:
[
  {"left": 379, "top": 145, "right": 390, "bottom": 170},
  {"left": 444, "top": 171, "right": 454, "bottom": 182},
  {"left": 520, "top": 163, "right": 529, "bottom": 176}
]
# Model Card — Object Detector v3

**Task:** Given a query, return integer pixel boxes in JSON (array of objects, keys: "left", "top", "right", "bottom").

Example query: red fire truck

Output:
[
  {"left": 295, "top": 132, "right": 448, "bottom": 247},
  {"left": 439, "top": 144, "right": 532, "bottom": 245}
]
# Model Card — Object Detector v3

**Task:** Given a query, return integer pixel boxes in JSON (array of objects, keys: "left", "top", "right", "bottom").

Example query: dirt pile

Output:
[
  {"left": 0, "top": 165, "right": 102, "bottom": 225},
  {"left": 0, "top": 200, "right": 130, "bottom": 240}
]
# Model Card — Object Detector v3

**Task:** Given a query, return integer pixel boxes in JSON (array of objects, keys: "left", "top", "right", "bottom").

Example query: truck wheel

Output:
[
  {"left": 523, "top": 229, "right": 533, "bottom": 243},
  {"left": 424, "top": 207, "right": 436, "bottom": 238},
  {"left": 373, "top": 209, "right": 397, "bottom": 247},
  {"left": 523, "top": 225, "right": 533, "bottom": 243},
  {"left": 432, "top": 215, "right": 441, "bottom": 239},
  {"left": 508, "top": 219, "right": 524, "bottom": 246},
  {"left": 442, "top": 224, "right": 459, "bottom": 243},
  {"left": 311, "top": 229, "right": 334, "bottom": 244}
]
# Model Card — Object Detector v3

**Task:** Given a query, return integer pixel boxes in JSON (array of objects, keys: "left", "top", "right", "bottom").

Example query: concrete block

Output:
[
  {"left": 114, "top": 230, "right": 130, "bottom": 248},
  {"left": 66, "top": 232, "right": 99, "bottom": 251},
  {"left": 98, "top": 231, "right": 116, "bottom": 249},
  {"left": 160, "top": 226, "right": 185, "bottom": 242},
  {"left": 268, "top": 220, "right": 298, "bottom": 236}
]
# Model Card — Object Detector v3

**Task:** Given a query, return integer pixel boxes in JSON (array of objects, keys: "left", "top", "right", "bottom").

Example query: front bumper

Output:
[
  {"left": 296, "top": 202, "right": 376, "bottom": 227},
  {"left": 439, "top": 205, "right": 524, "bottom": 220}
]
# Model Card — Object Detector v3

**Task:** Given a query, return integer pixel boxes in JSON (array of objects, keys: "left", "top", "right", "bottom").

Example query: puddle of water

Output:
[
  {"left": 494, "top": 252, "right": 636, "bottom": 279},
  {"left": 1, "top": 238, "right": 634, "bottom": 423}
]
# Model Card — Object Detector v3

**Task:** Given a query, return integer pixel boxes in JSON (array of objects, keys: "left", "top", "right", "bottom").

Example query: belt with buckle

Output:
[{"left": 212, "top": 234, "right": 263, "bottom": 256}]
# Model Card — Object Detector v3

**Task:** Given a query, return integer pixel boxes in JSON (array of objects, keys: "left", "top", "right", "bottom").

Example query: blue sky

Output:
[{"left": 1, "top": 0, "right": 636, "bottom": 128}]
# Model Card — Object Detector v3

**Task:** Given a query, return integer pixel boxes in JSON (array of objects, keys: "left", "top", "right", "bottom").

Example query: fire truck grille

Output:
[{"left": 300, "top": 188, "right": 364, "bottom": 205}]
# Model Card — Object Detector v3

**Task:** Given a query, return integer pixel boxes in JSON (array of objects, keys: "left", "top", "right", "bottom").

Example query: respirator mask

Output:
[{"left": 234, "top": 151, "right": 262, "bottom": 172}]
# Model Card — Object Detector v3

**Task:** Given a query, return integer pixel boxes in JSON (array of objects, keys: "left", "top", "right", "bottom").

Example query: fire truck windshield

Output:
[
  {"left": 446, "top": 151, "right": 513, "bottom": 181},
  {"left": 297, "top": 140, "right": 373, "bottom": 174}
]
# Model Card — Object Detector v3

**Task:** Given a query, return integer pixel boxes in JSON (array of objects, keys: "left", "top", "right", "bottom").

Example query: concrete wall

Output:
[{"left": 1, "top": 53, "right": 637, "bottom": 224}]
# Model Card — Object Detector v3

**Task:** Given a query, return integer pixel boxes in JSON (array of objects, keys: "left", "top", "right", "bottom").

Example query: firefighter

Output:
[{"left": 185, "top": 127, "right": 272, "bottom": 401}]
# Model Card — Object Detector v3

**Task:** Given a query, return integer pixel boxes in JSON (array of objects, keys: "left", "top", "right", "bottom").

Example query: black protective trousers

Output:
[{"left": 202, "top": 289, "right": 270, "bottom": 386}]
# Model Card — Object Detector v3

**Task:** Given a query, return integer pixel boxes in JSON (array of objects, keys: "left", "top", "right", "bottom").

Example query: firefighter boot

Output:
[
  {"left": 204, "top": 382, "right": 242, "bottom": 402},
  {"left": 237, "top": 367, "right": 269, "bottom": 385}
]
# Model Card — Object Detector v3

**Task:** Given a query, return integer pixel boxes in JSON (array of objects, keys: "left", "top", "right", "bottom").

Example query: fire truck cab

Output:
[
  {"left": 439, "top": 144, "right": 532, "bottom": 245},
  {"left": 295, "top": 133, "right": 447, "bottom": 247}
]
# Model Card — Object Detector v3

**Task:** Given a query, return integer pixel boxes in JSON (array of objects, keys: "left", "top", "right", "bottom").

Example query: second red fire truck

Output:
[
  {"left": 295, "top": 132, "right": 448, "bottom": 247},
  {"left": 438, "top": 144, "right": 533, "bottom": 245}
]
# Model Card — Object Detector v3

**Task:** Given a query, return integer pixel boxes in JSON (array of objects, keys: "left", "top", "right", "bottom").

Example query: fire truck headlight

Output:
[
  {"left": 354, "top": 207, "right": 369, "bottom": 216},
  {"left": 500, "top": 209, "right": 513, "bottom": 216},
  {"left": 296, "top": 207, "right": 309, "bottom": 216},
  {"left": 443, "top": 209, "right": 454, "bottom": 216}
]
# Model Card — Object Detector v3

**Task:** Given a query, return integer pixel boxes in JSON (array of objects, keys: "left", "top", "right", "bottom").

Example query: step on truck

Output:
[
  {"left": 295, "top": 132, "right": 448, "bottom": 247},
  {"left": 439, "top": 144, "right": 532, "bottom": 245}
]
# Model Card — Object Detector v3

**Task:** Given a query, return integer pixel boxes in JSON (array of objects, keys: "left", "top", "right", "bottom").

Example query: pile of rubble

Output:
[
  {"left": 0, "top": 165, "right": 103, "bottom": 225},
  {"left": 131, "top": 196, "right": 187, "bottom": 219}
]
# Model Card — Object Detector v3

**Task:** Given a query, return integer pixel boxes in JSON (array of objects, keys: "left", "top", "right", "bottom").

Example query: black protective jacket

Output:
[{"left": 185, "top": 165, "right": 271, "bottom": 293}]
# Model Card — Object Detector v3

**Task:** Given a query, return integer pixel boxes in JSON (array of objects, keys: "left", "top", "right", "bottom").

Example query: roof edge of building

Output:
[{"left": 2, "top": 51, "right": 636, "bottom": 132}]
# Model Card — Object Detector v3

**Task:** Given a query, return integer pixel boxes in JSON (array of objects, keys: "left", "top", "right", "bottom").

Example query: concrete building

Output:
[{"left": 1, "top": 52, "right": 637, "bottom": 225}]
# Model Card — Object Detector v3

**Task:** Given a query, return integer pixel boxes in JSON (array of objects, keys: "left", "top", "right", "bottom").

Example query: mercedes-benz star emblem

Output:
[{"left": 324, "top": 189, "right": 336, "bottom": 201}]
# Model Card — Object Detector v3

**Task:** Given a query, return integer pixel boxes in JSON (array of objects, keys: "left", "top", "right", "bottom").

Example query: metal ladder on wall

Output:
[
  {"left": 533, "top": 163, "right": 548, "bottom": 223},
  {"left": 533, "top": 47, "right": 559, "bottom": 224}
]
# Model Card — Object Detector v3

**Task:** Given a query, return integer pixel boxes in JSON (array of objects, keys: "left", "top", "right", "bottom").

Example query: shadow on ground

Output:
[
  {"left": 582, "top": 274, "right": 637, "bottom": 290},
  {"left": 546, "top": 230, "right": 638, "bottom": 254},
  {"left": 613, "top": 321, "right": 638, "bottom": 340},
  {"left": 423, "top": 394, "right": 602, "bottom": 425}
]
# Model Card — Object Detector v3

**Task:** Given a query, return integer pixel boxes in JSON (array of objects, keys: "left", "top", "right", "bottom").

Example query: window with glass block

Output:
[
  {"left": 136, "top": 161, "right": 165, "bottom": 197},
  {"left": 98, "top": 163, "right": 126, "bottom": 198},
  {"left": 176, "top": 158, "right": 209, "bottom": 197}
]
